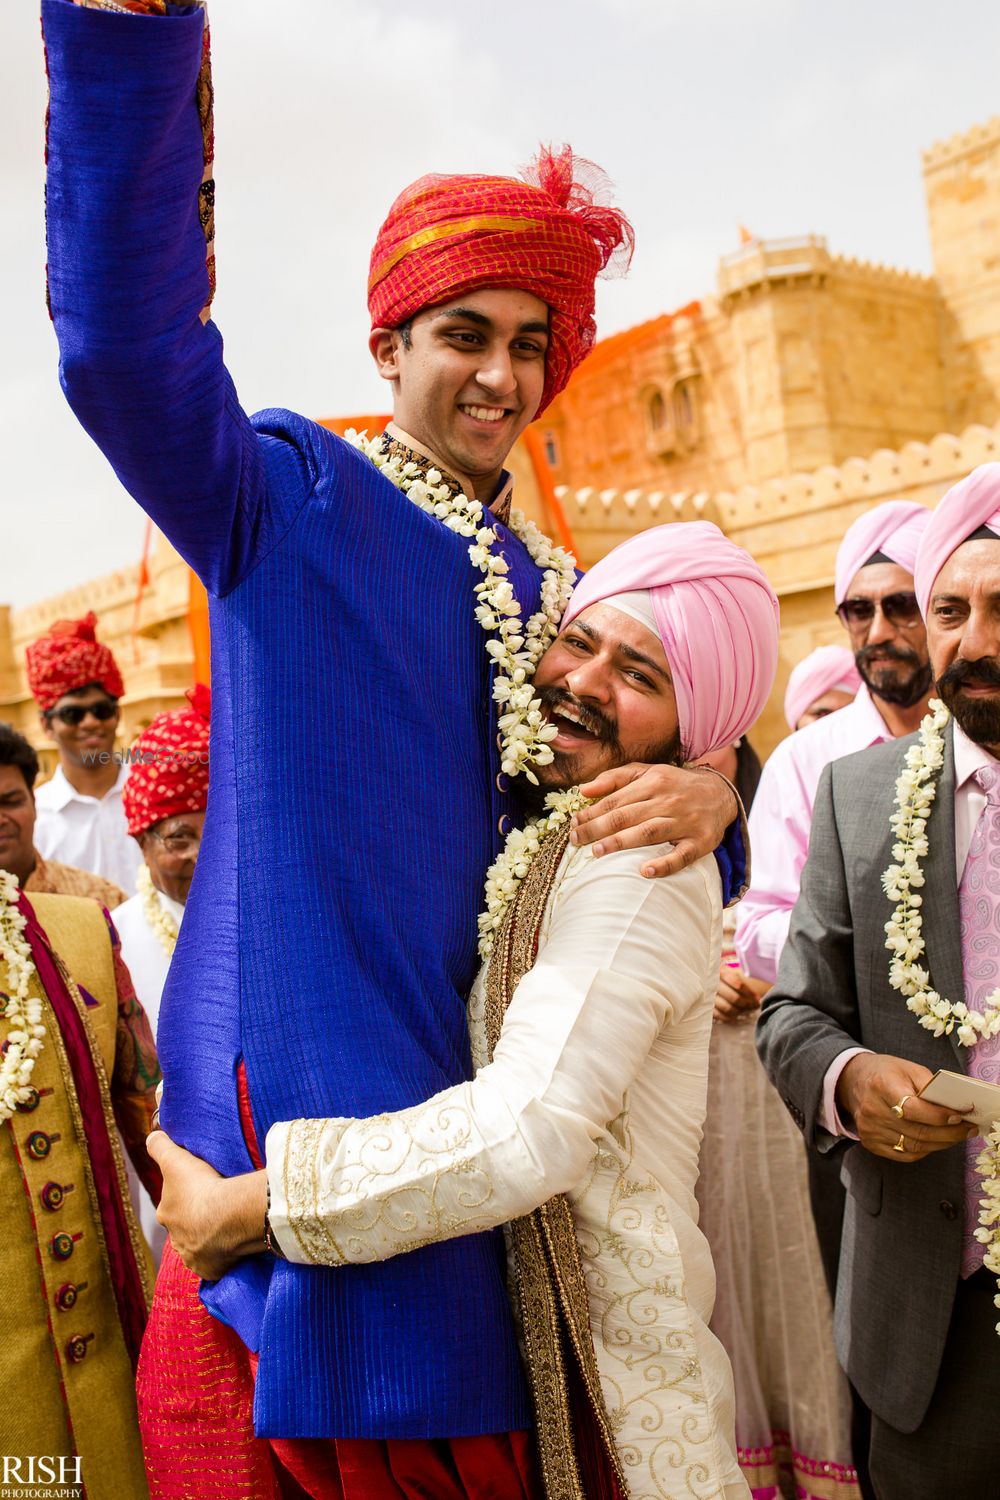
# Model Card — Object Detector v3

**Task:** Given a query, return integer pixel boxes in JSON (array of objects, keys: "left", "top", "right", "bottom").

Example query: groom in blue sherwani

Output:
[{"left": 42, "top": 2, "right": 745, "bottom": 1491}]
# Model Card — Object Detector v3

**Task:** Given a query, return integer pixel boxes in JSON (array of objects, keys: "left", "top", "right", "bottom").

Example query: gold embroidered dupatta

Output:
[{"left": 483, "top": 824, "right": 626, "bottom": 1500}]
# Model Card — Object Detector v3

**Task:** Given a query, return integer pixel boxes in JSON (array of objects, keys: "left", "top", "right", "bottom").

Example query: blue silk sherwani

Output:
[{"left": 42, "top": 0, "right": 743, "bottom": 1442}]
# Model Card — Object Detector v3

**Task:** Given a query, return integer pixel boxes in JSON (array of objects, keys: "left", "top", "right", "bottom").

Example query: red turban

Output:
[
  {"left": 25, "top": 612, "right": 125, "bottom": 712},
  {"left": 122, "top": 685, "right": 211, "bottom": 838},
  {"left": 368, "top": 146, "right": 634, "bottom": 414}
]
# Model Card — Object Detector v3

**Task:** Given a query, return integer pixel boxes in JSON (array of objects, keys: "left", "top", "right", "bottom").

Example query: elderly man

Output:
[
  {"left": 115, "top": 685, "right": 211, "bottom": 1038},
  {"left": 111, "top": 685, "right": 210, "bottom": 1264},
  {"left": 0, "top": 769, "right": 160, "bottom": 1494},
  {"left": 43, "top": 3, "right": 743, "bottom": 1493},
  {"left": 27, "top": 613, "right": 141, "bottom": 894},
  {"left": 153, "top": 521, "right": 779, "bottom": 1500},
  {"left": 756, "top": 463, "right": 1000, "bottom": 1496},
  {"left": 0, "top": 722, "right": 126, "bottom": 909}
]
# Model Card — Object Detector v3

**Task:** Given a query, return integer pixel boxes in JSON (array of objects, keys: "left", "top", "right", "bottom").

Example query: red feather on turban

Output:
[
  {"left": 368, "top": 145, "right": 634, "bottom": 414},
  {"left": 123, "top": 685, "right": 211, "bottom": 838},
  {"left": 25, "top": 611, "right": 125, "bottom": 712}
]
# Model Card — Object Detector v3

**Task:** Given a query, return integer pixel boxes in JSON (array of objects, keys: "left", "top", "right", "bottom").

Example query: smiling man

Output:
[
  {"left": 152, "top": 521, "right": 779, "bottom": 1500},
  {"left": 26, "top": 613, "right": 142, "bottom": 894},
  {"left": 42, "top": 4, "right": 744, "bottom": 1495},
  {"left": 756, "top": 464, "right": 1000, "bottom": 1496}
]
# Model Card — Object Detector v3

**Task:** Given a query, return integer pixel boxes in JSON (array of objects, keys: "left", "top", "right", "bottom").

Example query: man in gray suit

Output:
[{"left": 757, "top": 463, "right": 1000, "bottom": 1497}]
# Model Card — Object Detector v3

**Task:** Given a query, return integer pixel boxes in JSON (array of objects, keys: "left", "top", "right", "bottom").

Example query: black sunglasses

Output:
[
  {"left": 835, "top": 591, "right": 921, "bottom": 631},
  {"left": 47, "top": 700, "right": 118, "bottom": 727}
]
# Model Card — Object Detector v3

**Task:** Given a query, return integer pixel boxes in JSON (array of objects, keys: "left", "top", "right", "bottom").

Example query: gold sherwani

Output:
[{"left": 0, "top": 894, "right": 152, "bottom": 1499}]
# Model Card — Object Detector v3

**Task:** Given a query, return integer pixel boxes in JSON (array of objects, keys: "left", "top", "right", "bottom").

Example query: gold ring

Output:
[
  {"left": 891, "top": 1094, "right": 912, "bottom": 1119},
  {"left": 892, "top": 1132, "right": 906, "bottom": 1153}
]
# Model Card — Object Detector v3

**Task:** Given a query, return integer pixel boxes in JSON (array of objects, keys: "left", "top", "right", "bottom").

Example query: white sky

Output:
[{"left": 3, "top": 0, "right": 1000, "bottom": 607}]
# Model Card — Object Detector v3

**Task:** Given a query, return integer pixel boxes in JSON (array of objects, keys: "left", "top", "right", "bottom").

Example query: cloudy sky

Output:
[{"left": 3, "top": 0, "right": 1000, "bottom": 607}]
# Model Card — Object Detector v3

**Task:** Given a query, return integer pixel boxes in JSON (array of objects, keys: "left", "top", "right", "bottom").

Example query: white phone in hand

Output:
[{"left": 918, "top": 1070, "right": 1000, "bottom": 1134}]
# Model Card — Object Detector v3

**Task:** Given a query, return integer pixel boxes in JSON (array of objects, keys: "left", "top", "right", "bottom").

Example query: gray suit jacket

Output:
[{"left": 756, "top": 725, "right": 969, "bottom": 1434}]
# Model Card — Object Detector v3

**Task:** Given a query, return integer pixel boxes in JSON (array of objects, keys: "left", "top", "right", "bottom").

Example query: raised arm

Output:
[{"left": 43, "top": 0, "right": 304, "bottom": 592}]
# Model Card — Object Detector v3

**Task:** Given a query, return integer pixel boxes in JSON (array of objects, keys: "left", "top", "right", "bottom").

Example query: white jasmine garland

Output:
[
  {"left": 0, "top": 870, "right": 45, "bottom": 1125},
  {"left": 138, "top": 862, "right": 179, "bottom": 957},
  {"left": 345, "top": 430, "right": 577, "bottom": 784},
  {"left": 478, "top": 787, "right": 587, "bottom": 960},
  {"left": 882, "top": 697, "right": 1000, "bottom": 1333}
]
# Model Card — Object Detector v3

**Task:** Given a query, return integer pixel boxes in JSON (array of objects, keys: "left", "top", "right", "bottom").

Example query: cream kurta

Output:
[{"left": 268, "top": 843, "right": 748, "bottom": 1500}]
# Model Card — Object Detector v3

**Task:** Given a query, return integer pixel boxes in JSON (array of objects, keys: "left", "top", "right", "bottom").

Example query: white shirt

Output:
[
  {"left": 34, "top": 764, "right": 142, "bottom": 895},
  {"left": 267, "top": 843, "right": 748, "bottom": 1500},
  {"left": 113, "top": 885, "right": 184, "bottom": 1265}
]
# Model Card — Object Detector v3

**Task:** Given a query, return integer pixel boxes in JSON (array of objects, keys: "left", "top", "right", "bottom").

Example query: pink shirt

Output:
[
  {"left": 735, "top": 685, "right": 893, "bottom": 984},
  {"left": 815, "top": 722, "right": 992, "bottom": 1134}
]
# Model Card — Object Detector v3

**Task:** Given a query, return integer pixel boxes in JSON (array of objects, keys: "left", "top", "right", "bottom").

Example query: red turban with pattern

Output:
[
  {"left": 122, "top": 685, "right": 211, "bottom": 838},
  {"left": 368, "top": 146, "right": 634, "bottom": 414},
  {"left": 25, "top": 612, "right": 125, "bottom": 711}
]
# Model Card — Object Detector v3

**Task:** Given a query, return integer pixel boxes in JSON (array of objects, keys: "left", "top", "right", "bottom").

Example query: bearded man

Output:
[
  {"left": 43, "top": 3, "right": 743, "bottom": 1493},
  {"left": 152, "top": 521, "right": 779, "bottom": 1500},
  {"left": 756, "top": 463, "right": 1000, "bottom": 1496}
]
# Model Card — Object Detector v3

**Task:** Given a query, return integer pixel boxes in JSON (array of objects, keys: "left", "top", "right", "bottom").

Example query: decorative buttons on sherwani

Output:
[
  {"left": 498, "top": 815, "right": 512, "bottom": 836},
  {"left": 55, "top": 1281, "right": 87, "bottom": 1312},
  {"left": 40, "top": 1181, "right": 73, "bottom": 1212},
  {"left": 65, "top": 1333, "right": 93, "bottom": 1364},
  {"left": 16, "top": 1087, "right": 40, "bottom": 1113},
  {"left": 495, "top": 773, "right": 508, "bottom": 793},
  {"left": 49, "top": 1232, "right": 80, "bottom": 1261},
  {"left": 940, "top": 1199, "right": 958, "bottom": 1221},
  {"left": 27, "top": 1130, "right": 59, "bottom": 1160}
]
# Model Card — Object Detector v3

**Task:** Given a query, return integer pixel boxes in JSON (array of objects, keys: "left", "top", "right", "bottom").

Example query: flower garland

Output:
[
  {"left": 882, "top": 699, "right": 1000, "bottom": 1043},
  {"left": 478, "top": 787, "right": 587, "bottom": 960},
  {"left": 881, "top": 696, "right": 1000, "bottom": 1332},
  {"left": 0, "top": 870, "right": 45, "bottom": 1124},
  {"left": 345, "top": 430, "right": 577, "bottom": 783},
  {"left": 138, "top": 863, "right": 179, "bottom": 957}
]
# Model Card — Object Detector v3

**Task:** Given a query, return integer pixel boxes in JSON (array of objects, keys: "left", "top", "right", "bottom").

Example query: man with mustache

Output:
[
  {"left": 755, "top": 464, "right": 1000, "bottom": 1495},
  {"left": 733, "top": 501, "right": 931, "bottom": 1496},
  {"left": 735, "top": 504, "right": 932, "bottom": 1259}
]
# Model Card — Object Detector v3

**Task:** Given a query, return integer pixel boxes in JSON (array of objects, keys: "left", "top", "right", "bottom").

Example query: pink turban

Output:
[
  {"left": 562, "top": 522, "right": 780, "bottom": 761},
  {"left": 834, "top": 501, "right": 931, "bottom": 605},
  {"left": 783, "top": 645, "right": 861, "bottom": 731},
  {"left": 915, "top": 463, "right": 1000, "bottom": 616}
]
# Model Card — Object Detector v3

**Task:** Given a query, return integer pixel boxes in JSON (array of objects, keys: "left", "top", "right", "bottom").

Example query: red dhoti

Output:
[{"left": 137, "top": 1240, "right": 543, "bottom": 1500}]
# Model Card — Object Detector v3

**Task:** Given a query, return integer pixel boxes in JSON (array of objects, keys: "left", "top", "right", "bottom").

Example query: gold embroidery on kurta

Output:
[{"left": 484, "top": 823, "right": 627, "bottom": 1500}]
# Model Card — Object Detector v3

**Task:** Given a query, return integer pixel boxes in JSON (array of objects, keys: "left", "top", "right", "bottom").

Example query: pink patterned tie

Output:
[{"left": 959, "top": 760, "right": 1000, "bottom": 1276}]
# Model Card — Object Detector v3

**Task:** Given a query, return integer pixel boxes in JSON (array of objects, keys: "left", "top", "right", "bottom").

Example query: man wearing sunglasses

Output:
[
  {"left": 733, "top": 500, "right": 932, "bottom": 1498},
  {"left": 27, "top": 612, "right": 142, "bottom": 895}
]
